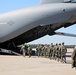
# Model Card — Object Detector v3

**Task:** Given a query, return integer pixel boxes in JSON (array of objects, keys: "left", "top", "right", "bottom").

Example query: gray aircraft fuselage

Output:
[{"left": 0, "top": 2, "right": 76, "bottom": 49}]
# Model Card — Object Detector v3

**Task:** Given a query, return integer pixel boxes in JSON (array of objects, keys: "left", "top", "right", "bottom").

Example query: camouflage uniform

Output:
[
  {"left": 39, "top": 45, "right": 42, "bottom": 57},
  {"left": 61, "top": 42, "right": 67, "bottom": 63},
  {"left": 44, "top": 44, "right": 48, "bottom": 57},
  {"left": 71, "top": 46, "right": 76, "bottom": 69},
  {"left": 45, "top": 45, "right": 50, "bottom": 58},
  {"left": 37, "top": 45, "right": 41, "bottom": 57},
  {"left": 50, "top": 45, "right": 55, "bottom": 59},
  {"left": 28, "top": 45, "right": 32, "bottom": 58},
  {"left": 20, "top": 44, "right": 28, "bottom": 57},
  {"left": 58, "top": 43, "right": 62, "bottom": 61},
  {"left": 54, "top": 43, "right": 59, "bottom": 60},
  {"left": 49, "top": 43, "right": 54, "bottom": 59},
  {"left": 47, "top": 46, "right": 51, "bottom": 58},
  {"left": 40, "top": 44, "right": 45, "bottom": 57},
  {"left": 36, "top": 46, "right": 39, "bottom": 56}
]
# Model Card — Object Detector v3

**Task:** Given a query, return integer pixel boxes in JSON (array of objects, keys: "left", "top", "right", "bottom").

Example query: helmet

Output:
[
  {"left": 59, "top": 43, "right": 61, "bottom": 45},
  {"left": 56, "top": 43, "right": 58, "bottom": 45},
  {"left": 62, "top": 42, "right": 64, "bottom": 44}
]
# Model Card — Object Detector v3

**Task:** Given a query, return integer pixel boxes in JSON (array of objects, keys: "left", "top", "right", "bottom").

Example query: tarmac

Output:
[{"left": 0, "top": 55, "right": 76, "bottom": 75}]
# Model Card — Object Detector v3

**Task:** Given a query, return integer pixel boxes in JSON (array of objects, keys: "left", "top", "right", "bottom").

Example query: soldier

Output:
[
  {"left": 51, "top": 45, "right": 55, "bottom": 59},
  {"left": 39, "top": 44, "right": 43, "bottom": 57},
  {"left": 48, "top": 45, "right": 51, "bottom": 58},
  {"left": 36, "top": 45, "right": 39, "bottom": 56},
  {"left": 40, "top": 44, "right": 44, "bottom": 57},
  {"left": 44, "top": 44, "right": 48, "bottom": 58},
  {"left": 58, "top": 43, "right": 62, "bottom": 61},
  {"left": 71, "top": 46, "right": 76, "bottom": 69},
  {"left": 49, "top": 43, "right": 54, "bottom": 59},
  {"left": 46, "top": 45, "right": 50, "bottom": 58},
  {"left": 28, "top": 45, "right": 32, "bottom": 58},
  {"left": 37, "top": 44, "right": 41, "bottom": 57},
  {"left": 61, "top": 42, "right": 67, "bottom": 63},
  {"left": 38, "top": 44, "right": 41, "bottom": 57},
  {"left": 54, "top": 43, "right": 59, "bottom": 60},
  {"left": 20, "top": 43, "right": 28, "bottom": 57}
]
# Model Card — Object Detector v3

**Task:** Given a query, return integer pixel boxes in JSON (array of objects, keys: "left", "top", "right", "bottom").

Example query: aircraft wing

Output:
[{"left": 54, "top": 32, "right": 76, "bottom": 37}]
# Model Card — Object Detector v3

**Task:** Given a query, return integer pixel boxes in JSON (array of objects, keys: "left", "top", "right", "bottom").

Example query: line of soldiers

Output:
[
  {"left": 20, "top": 43, "right": 32, "bottom": 58},
  {"left": 20, "top": 43, "right": 76, "bottom": 69},
  {"left": 36, "top": 42, "right": 67, "bottom": 63}
]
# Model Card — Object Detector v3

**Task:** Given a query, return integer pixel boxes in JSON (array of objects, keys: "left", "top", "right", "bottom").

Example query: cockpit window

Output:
[{"left": 64, "top": 0, "right": 76, "bottom": 3}]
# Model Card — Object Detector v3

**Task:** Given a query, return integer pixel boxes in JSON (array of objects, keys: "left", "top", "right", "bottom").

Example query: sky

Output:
[{"left": 0, "top": 0, "right": 76, "bottom": 45}]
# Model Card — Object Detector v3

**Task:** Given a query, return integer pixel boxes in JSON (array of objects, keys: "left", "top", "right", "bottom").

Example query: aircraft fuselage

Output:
[{"left": 0, "top": 3, "right": 76, "bottom": 44}]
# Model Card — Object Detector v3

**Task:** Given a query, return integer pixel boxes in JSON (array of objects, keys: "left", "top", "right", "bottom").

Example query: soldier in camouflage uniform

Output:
[
  {"left": 37, "top": 44, "right": 41, "bottom": 57},
  {"left": 71, "top": 46, "right": 76, "bottom": 69},
  {"left": 48, "top": 45, "right": 51, "bottom": 58},
  {"left": 44, "top": 44, "right": 48, "bottom": 58},
  {"left": 58, "top": 43, "right": 62, "bottom": 61},
  {"left": 40, "top": 44, "right": 45, "bottom": 57},
  {"left": 28, "top": 45, "right": 32, "bottom": 58},
  {"left": 54, "top": 43, "right": 59, "bottom": 60},
  {"left": 49, "top": 43, "right": 54, "bottom": 59},
  {"left": 61, "top": 42, "right": 67, "bottom": 63},
  {"left": 50, "top": 44, "right": 55, "bottom": 59},
  {"left": 39, "top": 44, "right": 42, "bottom": 57},
  {"left": 36, "top": 45, "right": 39, "bottom": 56},
  {"left": 20, "top": 43, "right": 28, "bottom": 57},
  {"left": 46, "top": 45, "right": 50, "bottom": 58}
]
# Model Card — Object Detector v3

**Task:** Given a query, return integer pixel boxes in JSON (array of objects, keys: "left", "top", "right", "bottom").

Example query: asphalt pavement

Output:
[{"left": 0, "top": 55, "right": 76, "bottom": 75}]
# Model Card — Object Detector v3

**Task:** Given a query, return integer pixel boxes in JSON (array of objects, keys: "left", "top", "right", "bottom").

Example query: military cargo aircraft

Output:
[{"left": 0, "top": 0, "right": 76, "bottom": 50}]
